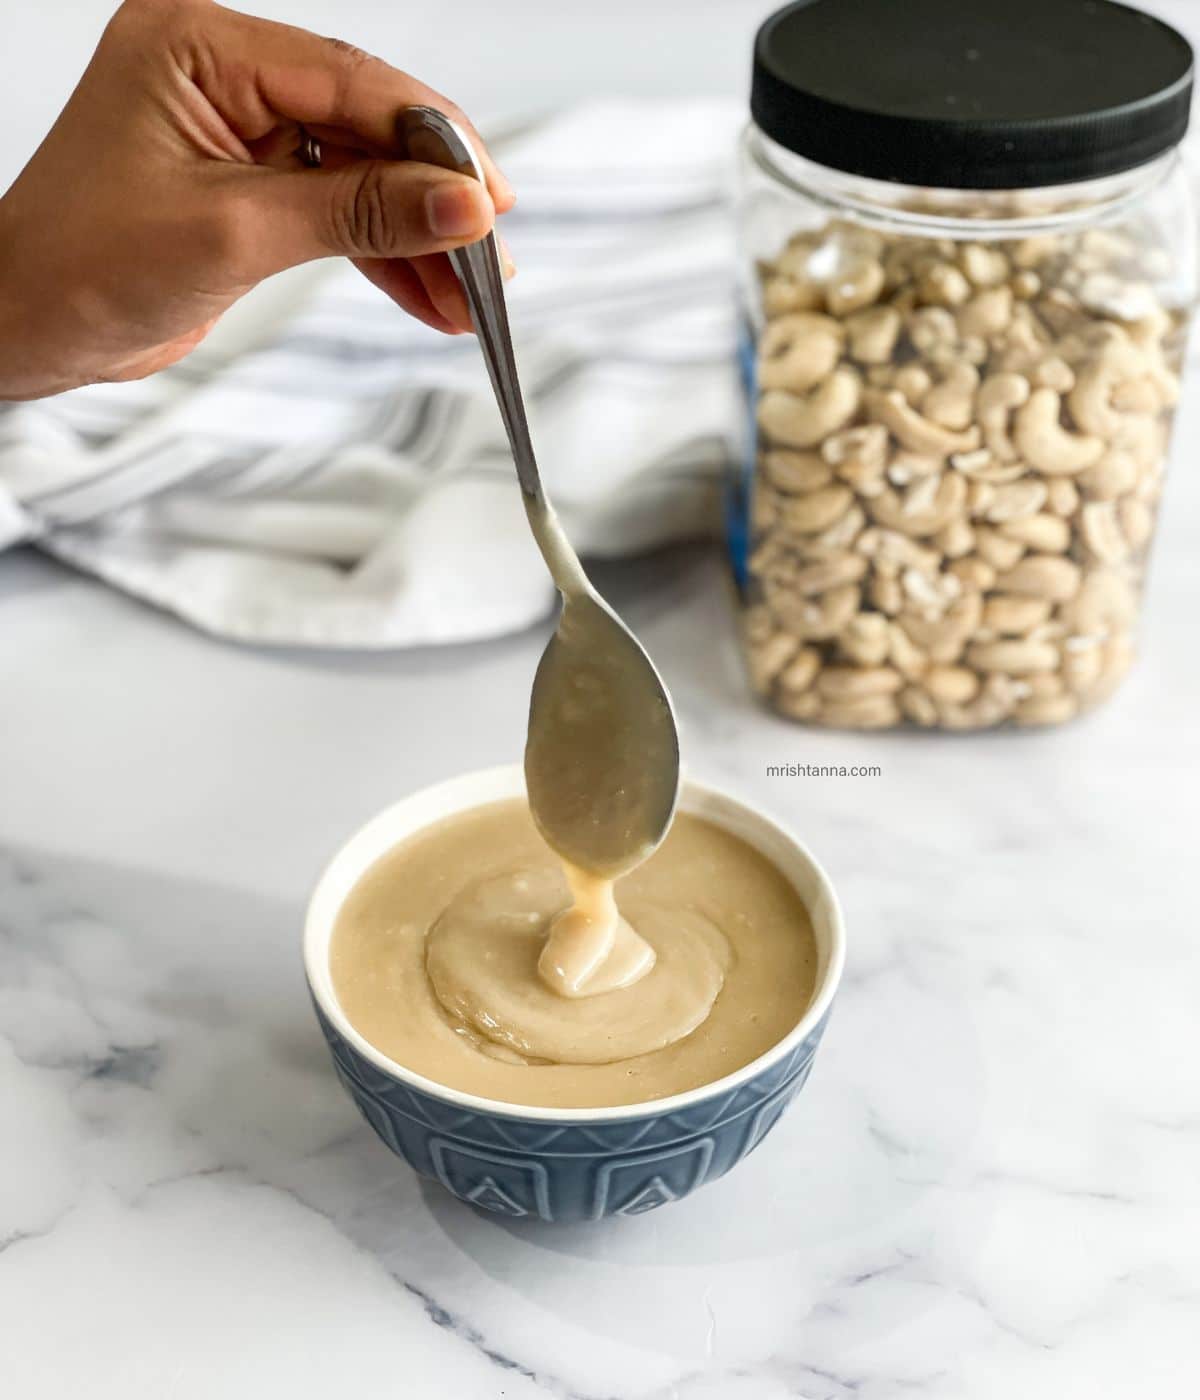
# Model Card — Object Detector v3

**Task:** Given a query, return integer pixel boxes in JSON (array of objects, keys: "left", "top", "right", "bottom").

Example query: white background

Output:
[
  {"left": 2, "top": 0, "right": 781, "bottom": 191},
  {"left": 2, "top": 4, "right": 1200, "bottom": 1399}
]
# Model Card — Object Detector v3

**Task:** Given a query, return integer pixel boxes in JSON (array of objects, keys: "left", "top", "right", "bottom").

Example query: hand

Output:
[{"left": 0, "top": 0, "right": 515, "bottom": 400}]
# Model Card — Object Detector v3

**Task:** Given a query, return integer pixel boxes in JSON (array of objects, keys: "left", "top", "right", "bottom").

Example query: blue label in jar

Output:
[{"left": 726, "top": 319, "right": 760, "bottom": 593}]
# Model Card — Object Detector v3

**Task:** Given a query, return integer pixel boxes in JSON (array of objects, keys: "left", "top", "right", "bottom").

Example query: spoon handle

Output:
[{"left": 397, "top": 106, "right": 544, "bottom": 507}]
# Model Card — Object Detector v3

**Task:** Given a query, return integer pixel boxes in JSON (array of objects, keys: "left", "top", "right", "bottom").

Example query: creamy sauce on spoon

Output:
[{"left": 522, "top": 497, "right": 679, "bottom": 998}]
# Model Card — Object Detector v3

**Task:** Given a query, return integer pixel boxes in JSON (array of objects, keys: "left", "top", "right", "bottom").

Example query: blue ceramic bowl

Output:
[{"left": 305, "top": 766, "right": 845, "bottom": 1223}]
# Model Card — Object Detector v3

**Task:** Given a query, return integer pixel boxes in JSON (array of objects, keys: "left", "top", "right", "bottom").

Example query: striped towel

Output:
[{"left": 0, "top": 100, "right": 743, "bottom": 647}]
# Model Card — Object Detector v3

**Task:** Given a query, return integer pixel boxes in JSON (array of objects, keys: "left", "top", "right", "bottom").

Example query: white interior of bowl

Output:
[{"left": 304, "top": 764, "right": 846, "bottom": 1122}]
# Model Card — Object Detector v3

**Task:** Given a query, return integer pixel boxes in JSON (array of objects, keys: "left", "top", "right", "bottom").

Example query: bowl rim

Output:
[{"left": 304, "top": 763, "right": 846, "bottom": 1124}]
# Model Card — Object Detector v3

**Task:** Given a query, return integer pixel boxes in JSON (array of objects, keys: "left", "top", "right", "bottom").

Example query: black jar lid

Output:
[{"left": 751, "top": 0, "right": 1194, "bottom": 190}]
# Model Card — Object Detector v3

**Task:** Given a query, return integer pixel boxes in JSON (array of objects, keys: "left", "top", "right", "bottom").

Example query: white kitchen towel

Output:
[{"left": 0, "top": 99, "right": 744, "bottom": 647}]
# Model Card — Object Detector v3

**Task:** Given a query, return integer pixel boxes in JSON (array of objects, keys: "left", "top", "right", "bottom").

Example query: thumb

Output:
[{"left": 238, "top": 160, "right": 495, "bottom": 276}]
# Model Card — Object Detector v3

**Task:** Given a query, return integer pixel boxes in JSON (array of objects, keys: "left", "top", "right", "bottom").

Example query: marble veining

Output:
[
  {"left": 3, "top": 460, "right": 1199, "bottom": 1393},
  {"left": 3, "top": 0, "right": 1200, "bottom": 1375}
]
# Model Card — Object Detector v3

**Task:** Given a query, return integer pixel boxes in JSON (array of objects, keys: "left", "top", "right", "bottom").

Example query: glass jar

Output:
[{"left": 731, "top": 0, "right": 1198, "bottom": 730}]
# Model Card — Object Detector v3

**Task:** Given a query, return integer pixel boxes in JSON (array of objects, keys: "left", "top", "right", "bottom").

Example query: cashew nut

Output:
[
  {"left": 998, "top": 513, "right": 1072, "bottom": 553},
  {"left": 902, "top": 567, "right": 963, "bottom": 618},
  {"left": 889, "top": 450, "right": 944, "bottom": 486},
  {"left": 778, "top": 646, "right": 822, "bottom": 693},
  {"left": 923, "top": 665, "right": 979, "bottom": 705},
  {"left": 893, "top": 365, "right": 935, "bottom": 403},
  {"left": 899, "top": 590, "right": 983, "bottom": 664},
  {"left": 845, "top": 305, "right": 903, "bottom": 363},
  {"left": 936, "top": 674, "right": 1022, "bottom": 729},
  {"left": 763, "top": 450, "right": 834, "bottom": 494},
  {"left": 763, "top": 274, "right": 824, "bottom": 318},
  {"left": 766, "top": 580, "right": 861, "bottom": 640},
  {"left": 1015, "top": 693, "right": 1079, "bottom": 726},
  {"left": 807, "top": 504, "right": 867, "bottom": 556},
  {"left": 1119, "top": 497, "right": 1155, "bottom": 552},
  {"left": 747, "top": 631, "right": 800, "bottom": 691},
  {"left": 1033, "top": 356, "right": 1076, "bottom": 394},
  {"left": 958, "top": 286, "right": 1014, "bottom": 340},
  {"left": 1058, "top": 570, "right": 1137, "bottom": 636},
  {"left": 994, "top": 555, "right": 1082, "bottom": 602},
  {"left": 1046, "top": 478, "right": 1080, "bottom": 515},
  {"left": 743, "top": 603, "right": 774, "bottom": 646},
  {"left": 775, "top": 687, "right": 821, "bottom": 720},
  {"left": 1067, "top": 342, "right": 1152, "bottom": 438},
  {"left": 959, "top": 244, "right": 1010, "bottom": 287},
  {"left": 1080, "top": 501, "right": 1129, "bottom": 565},
  {"left": 977, "top": 373, "right": 1031, "bottom": 462},
  {"left": 918, "top": 262, "right": 972, "bottom": 307},
  {"left": 923, "top": 364, "right": 980, "bottom": 431},
  {"left": 1013, "top": 388, "right": 1105, "bottom": 474},
  {"left": 974, "top": 526, "right": 1027, "bottom": 573},
  {"left": 984, "top": 480, "right": 1048, "bottom": 523},
  {"left": 856, "top": 527, "right": 942, "bottom": 573},
  {"left": 950, "top": 448, "right": 1028, "bottom": 485},
  {"left": 817, "top": 666, "right": 904, "bottom": 701},
  {"left": 1013, "top": 236, "right": 1058, "bottom": 268},
  {"left": 982, "top": 595, "right": 1052, "bottom": 635},
  {"left": 789, "top": 553, "right": 869, "bottom": 596},
  {"left": 1061, "top": 643, "right": 1104, "bottom": 696},
  {"left": 887, "top": 619, "right": 929, "bottom": 679},
  {"left": 778, "top": 483, "right": 856, "bottom": 535},
  {"left": 908, "top": 306, "right": 960, "bottom": 355},
  {"left": 825, "top": 427, "right": 890, "bottom": 500},
  {"left": 947, "top": 556, "right": 996, "bottom": 592},
  {"left": 869, "top": 471, "right": 969, "bottom": 537},
  {"left": 815, "top": 695, "right": 902, "bottom": 730},
  {"left": 838, "top": 612, "right": 891, "bottom": 666},
  {"left": 935, "top": 518, "right": 975, "bottom": 559},
  {"left": 826, "top": 258, "right": 886, "bottom": 316},
  {"left": 966, "top": 640, "right": 1060, "bottom": 675},
  {"left": 900, "top": 686, "right": 940, "bottom": 726},
  {"left": 1112, "top": 413, "right": 1166, "bottom": 471},
  {"left": 823, "top": 423, "right": 889, "bottom": 469},
  {"left": 855, "top": 564, "right": 897, "bottom": 615},
  {"left": 752, "top": 486, "right": 782, "bottom": 533},
  {"left": 758, "top": 370, "right": 862, "bottom": 449},
  {"left": 1011, "top": 270, "right": 1042, "bottom": 300},
  {"left": 865, "top": 389, "right": 982, "bottom": 458},
  {"left": 758, "top": 313, "right": 845, "bottom": 392}
]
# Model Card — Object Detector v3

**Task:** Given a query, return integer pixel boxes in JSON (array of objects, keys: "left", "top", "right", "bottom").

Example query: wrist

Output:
[{"left": 0, "top": 196, "right": 84, "bottom": 401}]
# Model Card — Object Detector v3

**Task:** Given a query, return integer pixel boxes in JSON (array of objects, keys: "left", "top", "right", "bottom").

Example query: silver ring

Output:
[{"left": 301, "top": 133, "right": 322, "bottom": 168}]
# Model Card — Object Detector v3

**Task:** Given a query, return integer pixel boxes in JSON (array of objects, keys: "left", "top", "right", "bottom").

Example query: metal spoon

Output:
[{"left": 398, "top": 106, "right": 680, "bottom": 878}]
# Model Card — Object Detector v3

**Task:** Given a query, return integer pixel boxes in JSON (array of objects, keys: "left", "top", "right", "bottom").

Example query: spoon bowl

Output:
[
  {"left": 400, "top": 105, "right": 682, "bottom": 873},
  {"left": 525, "top": 589, "right": 679, "bottom": 876}
]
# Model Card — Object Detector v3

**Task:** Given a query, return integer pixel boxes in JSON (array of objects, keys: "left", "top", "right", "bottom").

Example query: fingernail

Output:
[
  {"left": 427, "top": 181, "right": 486, "bottom": 238},
  {"left": 500, "top": 236, "right": 517, "bottom": 278},
  {"left": 495, "top": 168, "right": 516, "bottom": 206}
]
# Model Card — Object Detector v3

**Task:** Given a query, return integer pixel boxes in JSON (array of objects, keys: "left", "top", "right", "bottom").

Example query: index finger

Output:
[{"left": 208, "top": 5, "right": 516, "bottom": 212}]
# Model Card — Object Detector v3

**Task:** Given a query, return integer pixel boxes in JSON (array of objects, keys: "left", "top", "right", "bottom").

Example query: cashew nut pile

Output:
[{"left": 742, "top": 221, "right": 1185, "bottom": 729}]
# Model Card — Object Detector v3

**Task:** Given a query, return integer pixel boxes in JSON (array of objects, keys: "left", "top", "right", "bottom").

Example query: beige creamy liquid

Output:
[
  {"left": 330, "top": 799, "right": 817, "bottom": 1109},
  {"left": 522, "top": 498, "right": 678, "bottom": 999}
]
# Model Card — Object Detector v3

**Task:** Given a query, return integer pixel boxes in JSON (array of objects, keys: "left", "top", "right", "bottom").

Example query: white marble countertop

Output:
[
  {"left": 4, "top": 516, "right": 1199, "bottom": 1397},
  {"left": 3, "top": 3, "right": 1200, "bottom": 1397}
]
